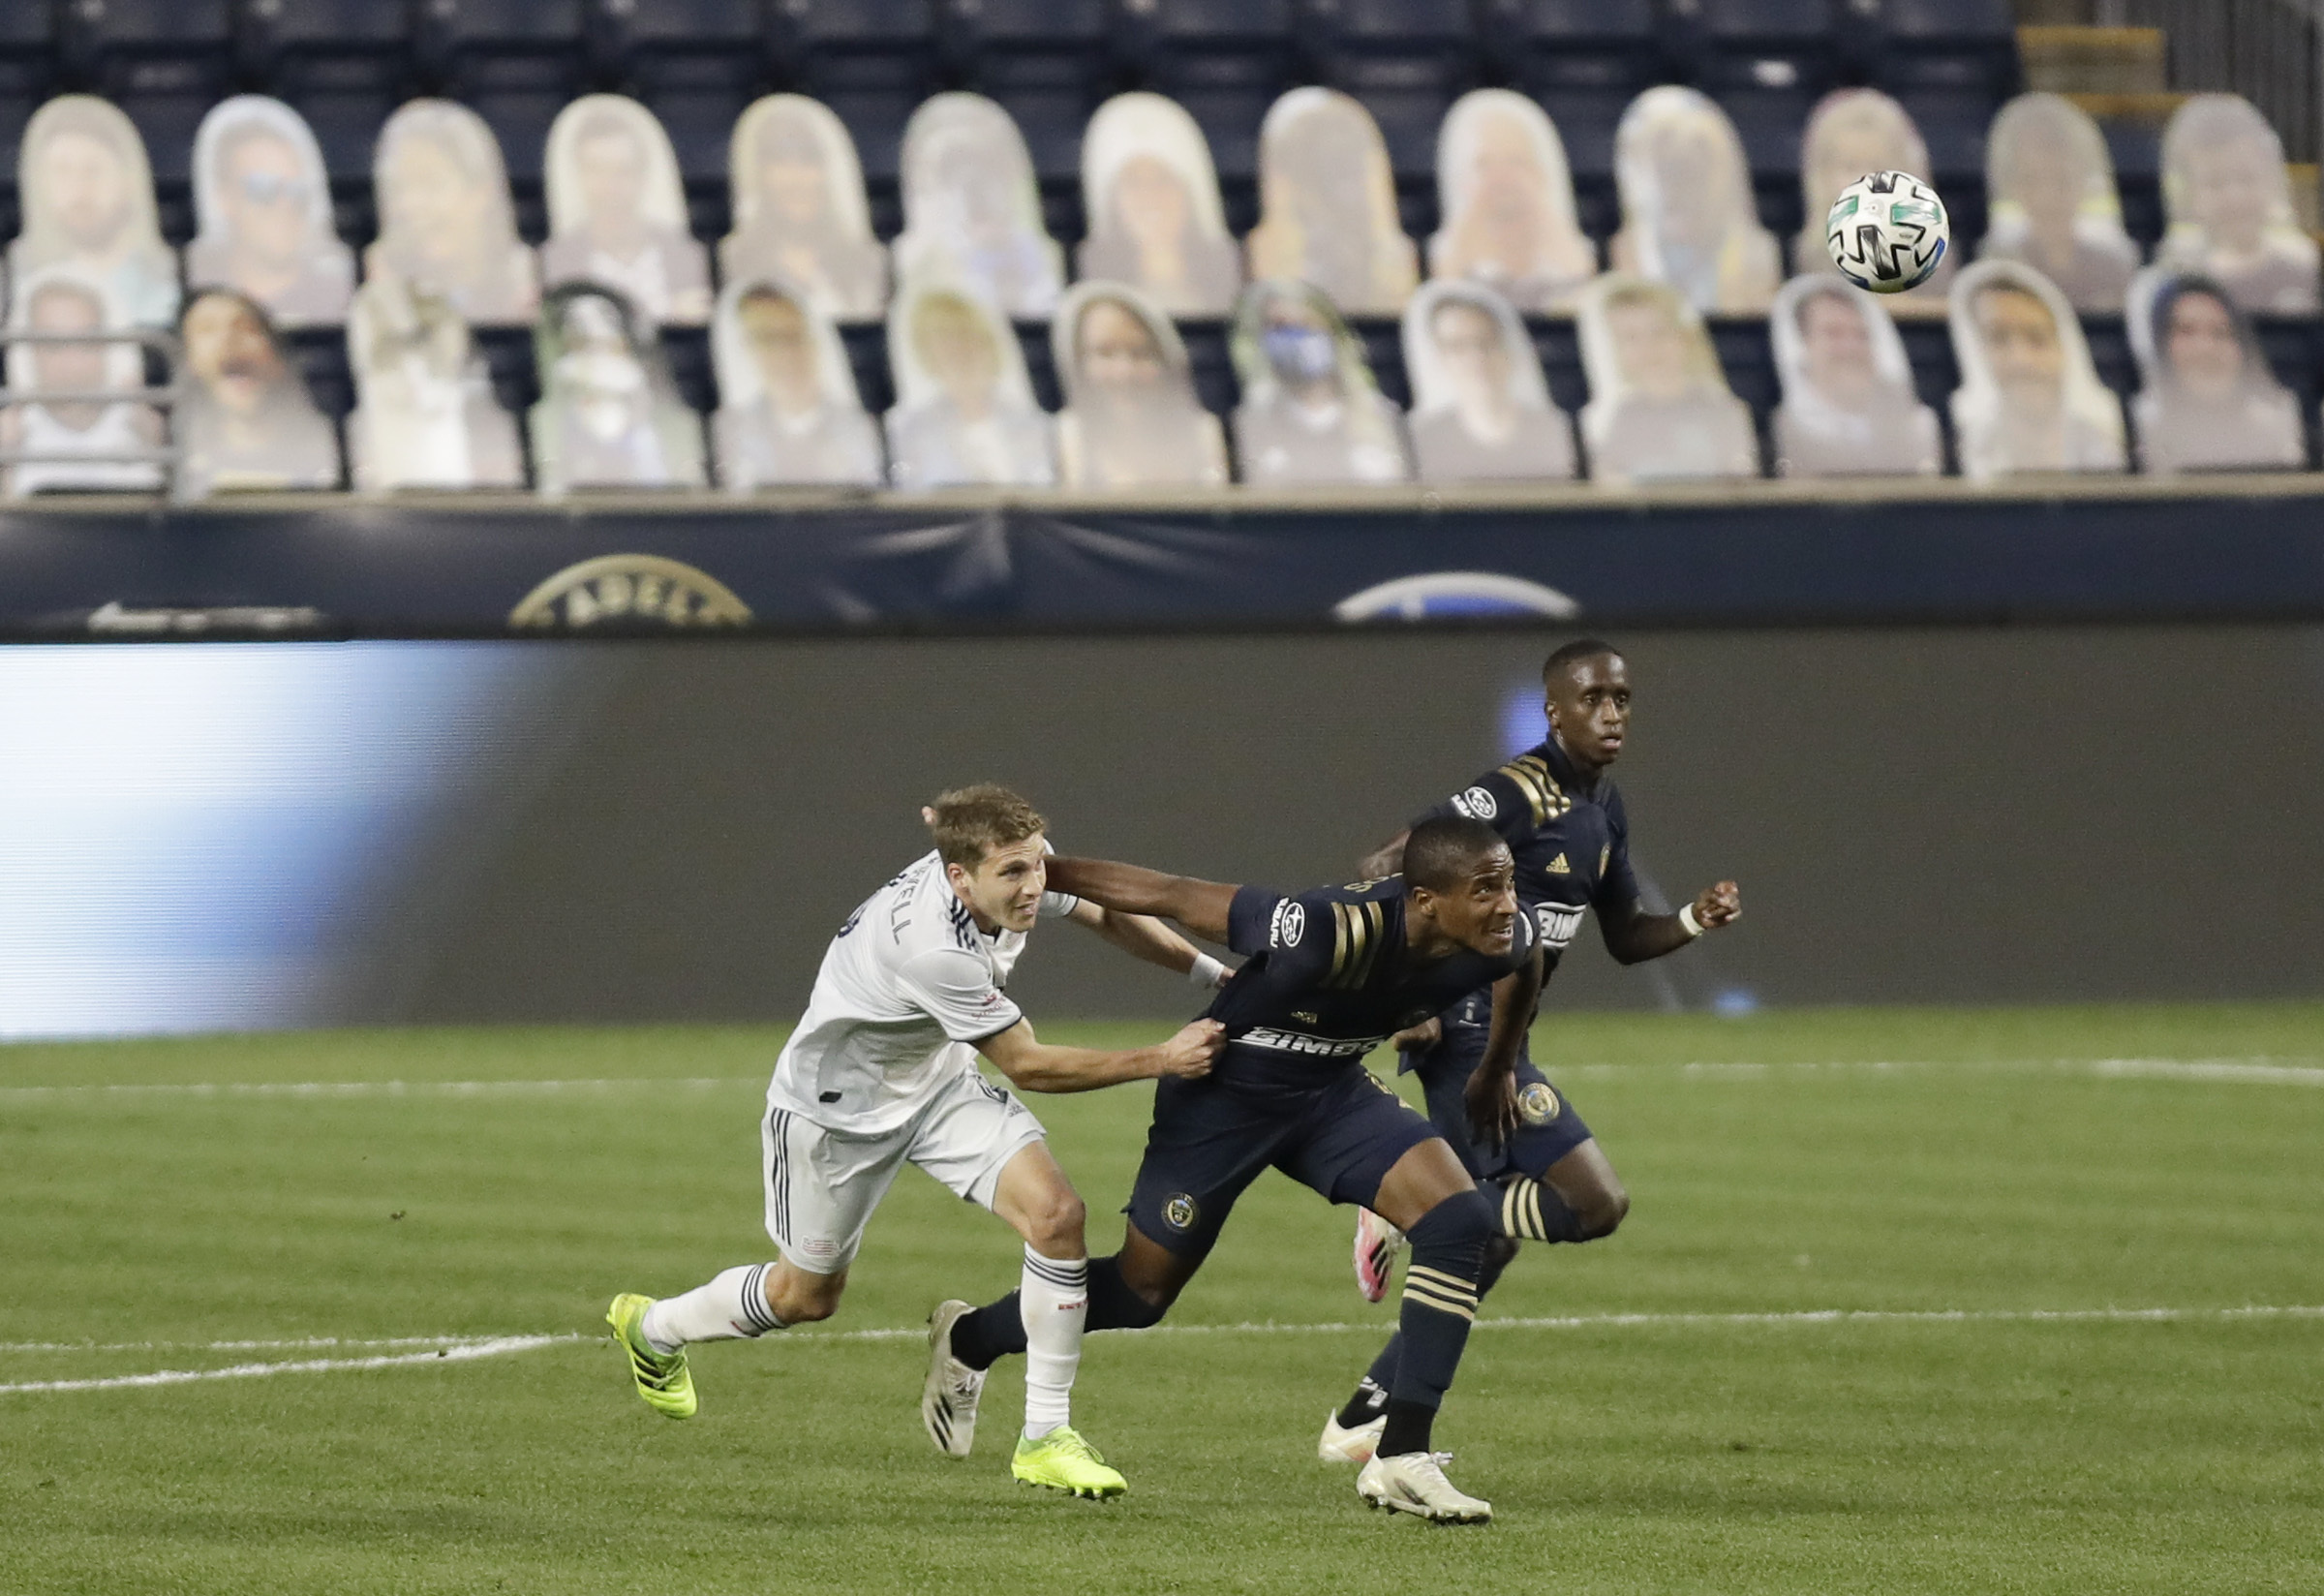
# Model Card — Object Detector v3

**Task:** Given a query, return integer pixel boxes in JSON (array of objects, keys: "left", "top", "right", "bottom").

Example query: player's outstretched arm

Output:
[
  {"left": 1044, "top": 857, "right": 1238, "bottom": 945},
  {"left": 977, "top": 1017, "right": 1224, "bottom": 1094},
  {"left": 1357, "top": 830, "right": 1410, "bottom": 883},
  {"left": 1602, "top": 880, "right": 1742, "bottom": 965},
  {"left": 1064, "top": 900, "right": 1231, "bottom": 989}
]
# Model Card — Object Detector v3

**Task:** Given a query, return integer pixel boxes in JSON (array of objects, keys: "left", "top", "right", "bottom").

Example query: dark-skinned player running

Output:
[
  {"left": 1319, "top": 639, "right": 1743, "bottom": 1465},
  {"left": 922, "top": 815, "right": 1539, "bottom": 1523}
]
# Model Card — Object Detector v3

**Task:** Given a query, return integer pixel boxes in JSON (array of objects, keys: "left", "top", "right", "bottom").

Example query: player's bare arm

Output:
[
  {"left": 976, "top": 1015, "right": 1222, "bottom": 1094},
  {"left": 1042, "top": 856, "right": 1238, "bottom": 944},
  {"left": 1600, "top": 879, "right": 1742, "bottom": 965},
  {"left": 1065, "top": 899, "right": 1230, "bottom": 988},
  {"left": 1463, "top": 945, "right": 1547, "bottom": 1144},
  {"left": 1357, "top": 829, "right": 1409, "bottom": 883}
]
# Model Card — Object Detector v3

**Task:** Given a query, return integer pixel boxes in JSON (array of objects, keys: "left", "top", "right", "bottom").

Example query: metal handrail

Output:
[{"left": 0, "top": 327, "right": 181, "bottom": 500}]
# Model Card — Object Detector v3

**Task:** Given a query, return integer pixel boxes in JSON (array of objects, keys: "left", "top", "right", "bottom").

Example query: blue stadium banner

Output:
[{"left": 2, "top": 488, "right": 2321, "bottom": 638}]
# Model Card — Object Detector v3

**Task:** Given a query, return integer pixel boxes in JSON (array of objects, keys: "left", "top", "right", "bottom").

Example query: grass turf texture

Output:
[{"left": 2, "top": 1004, "right": 2320, "bottom": 1595}]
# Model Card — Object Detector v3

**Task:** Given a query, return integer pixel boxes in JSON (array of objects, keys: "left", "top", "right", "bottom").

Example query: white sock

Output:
[
  {"left": 1019, "top": 1245, "right": 1088, "bottom": 1440},
  {"left": 641, "top": 1263, "right": 783, "bottom": 1353}
]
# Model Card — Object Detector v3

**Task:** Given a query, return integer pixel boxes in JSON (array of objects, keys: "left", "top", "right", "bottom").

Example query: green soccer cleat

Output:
[
  {"left": 1010, "top": 1425, "right": 1127, "bottom": 1499},
  {"left": 606, "top": 1293, "right": 697, "bottom": 1420}
]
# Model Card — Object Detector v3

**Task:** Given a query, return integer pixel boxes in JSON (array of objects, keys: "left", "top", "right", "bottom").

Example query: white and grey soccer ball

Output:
[{"left": 1825, "top": 170, "right": 1949, "bottom": 293}]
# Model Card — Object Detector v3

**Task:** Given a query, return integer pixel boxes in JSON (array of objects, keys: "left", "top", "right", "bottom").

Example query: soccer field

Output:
[{"left": 3, "top": 1004, "right": 2320, "bottom": 1595}]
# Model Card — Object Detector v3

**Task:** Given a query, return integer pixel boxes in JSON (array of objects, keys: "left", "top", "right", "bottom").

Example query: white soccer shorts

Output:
[{"left": 760, "top": 1067, "right": 1047, "bottom": 1274}]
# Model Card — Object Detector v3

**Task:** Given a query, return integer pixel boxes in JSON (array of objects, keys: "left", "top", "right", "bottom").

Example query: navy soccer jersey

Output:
[
  {"left": 1121, "top": 876, "right": 1535, "bottom": 1255},
  {"left": 1404, "top": 737, "right": 1642, "bottom": 1180},
  {"left": 1424, "top": 737, "right": 1640, "bottom": 961},
  {"left": 1205, "top": 877, "right": 1538, "bottom": 1090}
]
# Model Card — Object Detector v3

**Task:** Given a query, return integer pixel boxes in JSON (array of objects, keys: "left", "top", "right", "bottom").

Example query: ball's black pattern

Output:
[{"left": 1825, "top": 169, "right": 1949, "bottom": 292}]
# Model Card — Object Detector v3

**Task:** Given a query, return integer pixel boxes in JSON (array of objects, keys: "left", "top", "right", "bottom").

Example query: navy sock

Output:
[
  {"left": 951, "top": 1255, "right": 1160, "bottom": 1370},
  {"left": 1349, "top": 1232, "right": 1514, "bottom": 1421},
  {"left": 948, "top": 1291, "right": 1023, "bottom": 1371},
  {"left": 1377, "top": 1397, "right": 1439, "bottom": 1459},
  {"left": 1379, "top": 1187, "right": 1494, "bottom": 1454},
  {"left": 1498, "top": 1176, "right": 1589, "bottom": 1243}
]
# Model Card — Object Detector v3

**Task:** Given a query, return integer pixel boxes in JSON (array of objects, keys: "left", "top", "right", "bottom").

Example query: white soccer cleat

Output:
[
  {"left": 1357, "top": 1451, "right": 1493, "bottom": 1524},
  {"left": 1353, "top": 1208, "right": 1405, "bottom": 1303},
  {"left": 922, "top": 1299, "right": 986, "bottom": 1458},
  {"left": 1318, "top": 1408, "right": 1387, "bottom": 1464}
]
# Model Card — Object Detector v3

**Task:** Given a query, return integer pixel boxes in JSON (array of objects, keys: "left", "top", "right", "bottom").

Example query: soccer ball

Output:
[{"left": 1825, "top": 170, "right": 1949, "bottom": 293}]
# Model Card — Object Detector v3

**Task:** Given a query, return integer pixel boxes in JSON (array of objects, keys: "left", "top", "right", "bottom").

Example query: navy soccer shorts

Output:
[
  {"left": 1409, "top": 992, "right": 1594, "bottom": 1183},
  {"left": 1124, "top": 1065, "right": 1440, "bottom": 1258}
]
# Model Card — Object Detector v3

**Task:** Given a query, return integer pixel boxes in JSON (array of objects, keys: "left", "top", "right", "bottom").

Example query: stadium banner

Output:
[
  {"left": 7, "top": 626, "right": 2321, "bottom": 1038},
  {"left": 3, "top": 486, "right": 2323, "bottom": 637}
]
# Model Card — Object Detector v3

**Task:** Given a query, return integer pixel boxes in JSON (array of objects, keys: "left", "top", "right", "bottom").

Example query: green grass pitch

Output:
[{"left": 2, "top": 1004, "right": 2320, "bottom": 1595}]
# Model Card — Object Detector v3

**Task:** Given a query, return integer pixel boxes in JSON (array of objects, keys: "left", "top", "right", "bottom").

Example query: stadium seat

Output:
[
  {"left": 1706, "top": 315, "right": 1779, "bottom": 420},
  {"left": 1484, "top": 0, "right": 1662, "bottom": 94},
  {"left": 775, "top": 0, "right": 943, "bottom": 225},
  {"left": 1544, "top": 85, "right": 1641, "bottom": 230},
  {"left": 601, "top": 0, "right": 775, "bottom": 234},
  {"left": 58, "top": 0, "right": 237, "bottom": 235},
  {"left": 1862, "top": 0, "right": 2020, "bottom": 98},
  {"left": 837, "top": 322, "right": 894, "bottom": 414},
  {"left": 1176, "top": 319, "right": 1237, "bottom": 416},
  {"left": 2102, "top": 119, "right": 2162, "bottom": 249},
  {"left": 943, "top": 0, "right": 1114, "bottom": 195},
  {"left": 0, "top": 6, "right": 59, "bottom": 235},
  {"left": 1523, "top": 316, "right": 1587, "bottom": 414},
  {"left": 2078, "top": 311, "right": 2135, "bottom": 408},
  {"left": 2252, "top": 315, "right": 2324, "bottom": 466},
  {"left": 419, "top": 0, "right": 595, "bottom": 206},
  {"left": 660, "top": 322, "right": 718, "bottom": 416},
  {"left": 1890, "top": 87, "right": 1991, "bottom": 245},
  {"left": 1297, "top": 0, "right": 1481, "bottom": 189},
  {"left": 282, "top": 326, "right": 359, "bottom": 424},
  {"left": 1347, "top": 317, "right": 1409, "bottom": 409},
  {"left": 473, "top": 325, "right": 544, "bottom": 416},
  {"left": 1670, "top": 0, "right": 1839, "bottom": 91},
  {"left": 242, "top": 0, "right": 420, "bottom": 226},
  {"left": 1115, "top": 0, "right": 1298, "bottom": 215}
]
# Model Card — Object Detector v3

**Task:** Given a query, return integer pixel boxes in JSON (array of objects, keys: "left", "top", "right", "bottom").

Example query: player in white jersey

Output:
[{"left": 607, "top": 783, "right": 1225, "bottom": 1499}]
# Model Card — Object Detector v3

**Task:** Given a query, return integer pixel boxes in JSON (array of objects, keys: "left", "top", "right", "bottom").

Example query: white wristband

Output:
[
  {"left": 1188, "top": 953, "right": 1229, "bottom": 990},
  {"left": 1677, "top": 903, "right": 1705, "bottom": 938}
]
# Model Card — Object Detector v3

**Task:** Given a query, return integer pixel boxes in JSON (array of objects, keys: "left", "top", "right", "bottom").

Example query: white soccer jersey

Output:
[{"left": 768, "top": 849, "right": 1079, "bottom": 1135}]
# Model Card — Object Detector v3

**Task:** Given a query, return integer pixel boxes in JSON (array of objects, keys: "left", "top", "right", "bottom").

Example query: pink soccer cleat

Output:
[{"left": 1353, "top": 1207, "right": 1406, "bottom": 1303}]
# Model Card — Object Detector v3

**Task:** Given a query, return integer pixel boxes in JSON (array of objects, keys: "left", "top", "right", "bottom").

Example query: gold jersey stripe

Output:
[
  {"left": 1496, "top": 752, "right": 1570, "bottom": 825},
  {"left": 1330, "top": 899, "right": 1387, "bottom": 989}
]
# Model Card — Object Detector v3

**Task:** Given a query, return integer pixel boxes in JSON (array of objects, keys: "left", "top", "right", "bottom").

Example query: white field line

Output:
[
  {"left": 8, "top": 1058, "right": 2323, "bottom": 1101},
  {"left": 0, "top": 1334, "right": 545, "bottom": 1354},
  {"left": 0, "top": 1335, "right": 582, "bottom": 1394},
  {"left": 795, "top": 1303, "right": 2324, "bottom": 1342},
  {"left": 0, "top": 1076, "right": 759, "bottom": 1101},
  {"left": 7, "top": 1305, "right": 2318, "bottom": 1396}
]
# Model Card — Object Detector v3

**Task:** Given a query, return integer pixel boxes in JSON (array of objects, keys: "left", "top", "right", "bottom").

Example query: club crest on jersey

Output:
[
  {"left": 1452, "top": 785, "right": 1498, "bottom": 821},
  {"left": 1163, "top": 1193, "right": 1200, "bottom": 1231},
  {"left": 1269, "top": 900, "right": 1306, "bottom": 948},
  {"left": 1517, "top": 1082, "right": 1561, "bottom": 1125}
]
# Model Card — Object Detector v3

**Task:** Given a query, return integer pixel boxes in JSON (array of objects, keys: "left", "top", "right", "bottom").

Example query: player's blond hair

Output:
[{"left": 926, "top": 783, "right": 1047, "bottom": 870}]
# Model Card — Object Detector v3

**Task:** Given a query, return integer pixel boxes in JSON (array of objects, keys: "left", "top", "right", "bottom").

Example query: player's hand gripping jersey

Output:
[
  {"left": 1204, "top": 877, "right": 1539, "bottom": 1090},
  {"left": 770, "top": 850, "right": 1080, "bottom": 1133}
]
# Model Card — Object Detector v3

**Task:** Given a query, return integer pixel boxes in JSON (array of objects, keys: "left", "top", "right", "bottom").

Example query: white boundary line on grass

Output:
[
  {"left": 5, "top": 1058, "right": 2322, "bottom": 1102},
  {"left": 0, "top": 1335, "right": 583, "bottom": 1394},
  {"left": 7, "top": 1305, "right": 2319, "bottom": 1396}
]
